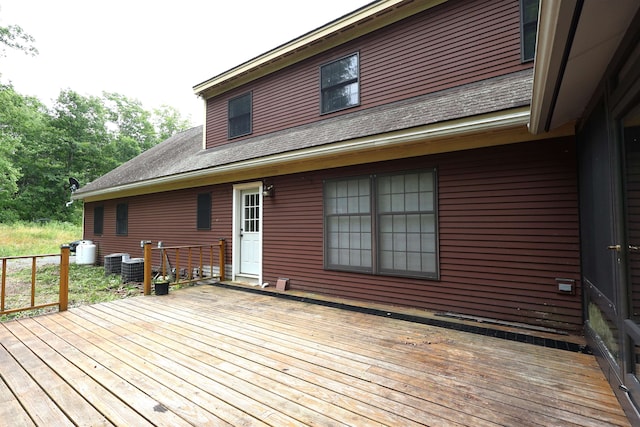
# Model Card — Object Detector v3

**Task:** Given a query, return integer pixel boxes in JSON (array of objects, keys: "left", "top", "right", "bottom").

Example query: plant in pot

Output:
[{"left": 153, "top": 274, "right": 171, "bottom": 295}]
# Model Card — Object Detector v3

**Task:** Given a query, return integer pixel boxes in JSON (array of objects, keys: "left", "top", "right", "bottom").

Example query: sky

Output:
[{"left": 0, "top": 0, "right": 372, "bottom": 125}]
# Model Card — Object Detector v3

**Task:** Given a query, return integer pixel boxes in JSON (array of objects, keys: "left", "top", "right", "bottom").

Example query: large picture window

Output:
[
  {"left": 228, "top": 92, "right": 252, "bottom": 138},
  {"left": 116, "top": 203, "right": 128, "bottom": 236},
  {"left": 324, "top": 170, "right": 438, "bottom": 279},
  {"left": 320, "top": 53, "right": 359, "bottom": 114}
]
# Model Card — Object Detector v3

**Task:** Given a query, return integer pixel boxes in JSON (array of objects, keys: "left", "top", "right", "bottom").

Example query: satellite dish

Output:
[{"left": 69, "top": 177, "right": 80, "bottom": 192}]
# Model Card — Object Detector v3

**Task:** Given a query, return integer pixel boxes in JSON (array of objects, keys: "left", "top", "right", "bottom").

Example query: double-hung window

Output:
[
  {"left": 320, "top": 53, "right": 359, "bottom": 114},
  {"left": 324, "top": 169, "right": 438, "bottom": 279},
  {"left": 228, "top": 92, "right": 252, "bottom": 138},
  {"left": 520, "top": 0, "right": 539, "bottom": 62},
  {"left": 93, "top": 206, "right": 104, "bottom": 235},
  {"left": 116, "top": 203, "right": 128, "bottom": 236},
  {"left": 197, "top": 192, "right": 212, "bottom": 230},
  {"left": 325, "top": 177, "right": 372, "bottom": 271}
]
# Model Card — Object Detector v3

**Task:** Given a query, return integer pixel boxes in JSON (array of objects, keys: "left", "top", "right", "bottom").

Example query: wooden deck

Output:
[{"left": 0, "top": 284, "right": 631, "bottom": 426}]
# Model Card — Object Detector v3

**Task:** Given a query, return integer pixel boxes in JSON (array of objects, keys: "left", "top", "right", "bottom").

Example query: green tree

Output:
[
  {"left": 50, "top": 90, "right": 112, "bottom": 181},
  {"left": 0, "top": 84, "right": 71, "bottom": 221},
  {"left": 0, "top": 127, "right": 20, "bottom": 222},
  {"left": 0, "top": 85, "right": 23, "bottom": 203},
  {"left": 152, "top": 105, "right": 192, "bottom": 141},
  {"left": 0, "top": 81, "right": 192, "bottom": 222},
  {"left": 103, "top": 92, "right": 157, "bottom": 152},
  {"left": 0, "top": 23, "right": 38, "bottom": 57}
]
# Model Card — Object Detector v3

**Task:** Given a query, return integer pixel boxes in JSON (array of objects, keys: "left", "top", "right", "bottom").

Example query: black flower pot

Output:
[{"left": 154, "top": 281, "right": 170, "bottom": 295}]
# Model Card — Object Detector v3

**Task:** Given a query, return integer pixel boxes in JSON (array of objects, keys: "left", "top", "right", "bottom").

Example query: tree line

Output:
[{"left": 1, "top": 21, "right": 192, "bottom": 223}]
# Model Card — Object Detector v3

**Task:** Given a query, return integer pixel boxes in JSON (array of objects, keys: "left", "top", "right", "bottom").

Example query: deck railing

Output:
[
  {"left": 0, "top": 245, "right": 70, "bottom": 316},
  {"left": 142, "top": 240, "right": 226, "bottom": 295},
  {"left": 1, "top": 240, "right": 227, "bottom": 314}
]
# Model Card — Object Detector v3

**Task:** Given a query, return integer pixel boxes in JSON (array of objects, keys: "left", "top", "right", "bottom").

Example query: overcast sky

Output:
[{"left": 0, "top": 0, "right": 372, "bottom": 124}]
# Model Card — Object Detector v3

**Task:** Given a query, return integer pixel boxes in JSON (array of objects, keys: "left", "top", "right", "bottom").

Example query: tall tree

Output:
[
  {"left": 0, "top": 84, "right": 70, "bottom": 221},
  {"left": 0, "top": 85, "right": 22, "bottom": 221},
  {"left": 0, "top": 23, "right": 38, "bottom": 57},
  {"left": 103, "top": 92, "right": 157, "bottom": 152},
  {"left": 49, "top": 90, "right": 112, "bottom": 190},
  {"left": 153, "top": 105, "right": 192, "bottom": 141},
  {"left": 1, "top": 15, "right": 193, "bottom": 223},
  {"left": 1, "top": 84, "right": 192, "bottom": 222}
]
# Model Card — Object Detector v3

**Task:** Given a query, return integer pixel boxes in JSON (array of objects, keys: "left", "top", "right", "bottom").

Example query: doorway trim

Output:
[{"left": 232, "top": 181, "right": 264, "bottom": 285}]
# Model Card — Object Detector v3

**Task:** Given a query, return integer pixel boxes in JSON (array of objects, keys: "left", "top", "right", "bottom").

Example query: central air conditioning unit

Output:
[
  {"left": 104, "top": 253, "right": 130, "bottom": 275},
  {"left": 121, "top": 258, "right": 144, "bottom": 283}
]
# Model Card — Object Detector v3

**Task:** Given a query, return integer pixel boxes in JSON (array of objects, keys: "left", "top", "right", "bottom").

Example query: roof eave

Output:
[
  {"left": 530, "top": 0, "right": 640, "bottom": 135},
  {"left": 75, "top": 107, "right": 576, "bottom": 203}
]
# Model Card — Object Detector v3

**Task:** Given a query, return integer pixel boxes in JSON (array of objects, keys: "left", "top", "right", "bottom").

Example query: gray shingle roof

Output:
[{"left": 76, "top": 69, "right": 532, "bottom": 196}]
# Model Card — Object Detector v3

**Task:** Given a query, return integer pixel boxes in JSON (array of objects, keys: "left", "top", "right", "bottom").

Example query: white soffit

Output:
[{"left": 548, "top": 0, "right": 639, "bottom": 131}]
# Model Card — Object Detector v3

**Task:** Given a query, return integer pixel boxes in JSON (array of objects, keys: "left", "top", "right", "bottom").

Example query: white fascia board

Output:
[{"left": 75, "top": 108, "right": 530, "bottom": 201}]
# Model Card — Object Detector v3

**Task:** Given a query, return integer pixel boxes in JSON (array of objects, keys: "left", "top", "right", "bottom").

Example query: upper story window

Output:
[
  {"left": 228, "top": 92, "right": 252, "bottom": 139},
  {"left": 320, "top": 53, "right": 359, "bottom": 114},
  {"left": 520, "top": 0, "right": 539, "bottom": 62}
]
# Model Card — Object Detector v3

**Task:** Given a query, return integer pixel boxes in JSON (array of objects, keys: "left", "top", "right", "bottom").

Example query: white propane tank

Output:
[{"left": 76, "top": 240, "right": 97, "bottom": 265}]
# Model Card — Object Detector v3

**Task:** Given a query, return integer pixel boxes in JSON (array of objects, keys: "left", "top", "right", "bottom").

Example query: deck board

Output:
[{"left": 0, "top": 284, "right": 632, "bottom": 426}]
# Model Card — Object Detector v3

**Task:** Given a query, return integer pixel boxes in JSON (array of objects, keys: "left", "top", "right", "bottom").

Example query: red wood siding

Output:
[
  {"left": 205, "top": 0, "right": 530, "bottom": 149},
  {"left": 84, "top": 138, "right": 581, "bottom": 331},
  {"left": 84, "top": 185, "right": 232, "bottom": 268},
  {"left": 261, "top": 138, "right": 581, "bottom": 331}
]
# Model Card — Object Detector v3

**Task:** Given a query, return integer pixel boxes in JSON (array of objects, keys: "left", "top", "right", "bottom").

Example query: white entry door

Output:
[{"left": 239, "top": 188, "right": 260, "bottom": 276}]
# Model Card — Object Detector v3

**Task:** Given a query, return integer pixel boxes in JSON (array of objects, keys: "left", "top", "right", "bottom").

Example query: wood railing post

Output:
[
  {"left": 161, "top": 248, "right": 167, "bottom": 277},
  {"left": 175, "top": 248, "right": 180, "bottom": 283},
  {"left": 1, "top": 258, "right": 6, "bottom": 312},
  {"left": 143, "top": 241, "right": 152, "bottom": 295},
  {"left": 209, "top": 245, "right": 214, "bottom": 279},
  {"left": 218, "top": 239, "right": 226, "bottom": 281},
  {"left": 199, "top": 247, "right": 203, "bottom": 281},
  {"left": 59, "top": 245, "right": 70, "bottom": 312},
  {"left": 31, "top": 256, "right": 37, "bottom": 308}
]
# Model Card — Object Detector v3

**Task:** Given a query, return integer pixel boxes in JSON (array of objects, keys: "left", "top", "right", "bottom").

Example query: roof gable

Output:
[{"left": 193, "top": 0, "right": 447, "bottom": 99}]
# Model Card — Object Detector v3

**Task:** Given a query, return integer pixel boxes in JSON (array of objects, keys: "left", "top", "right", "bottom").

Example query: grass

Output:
[
  {"left": 0, "top": 221, "right": 81, "bottom": 256},
  {"left": 1, "top": 222, "right": 142, "bottom": 322}
]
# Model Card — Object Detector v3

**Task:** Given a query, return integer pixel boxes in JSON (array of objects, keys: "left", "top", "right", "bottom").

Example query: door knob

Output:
[{"left": 608, "top": 245, "right": 621, "bottom": 252}]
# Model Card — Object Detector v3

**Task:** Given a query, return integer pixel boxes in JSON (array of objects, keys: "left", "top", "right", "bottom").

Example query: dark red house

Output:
[
  {"left": 73, "top": 0, "right": 640, "bottom": 421},
  {"left": 75, "top": 0, "right": 577, "bottom": 328}
]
